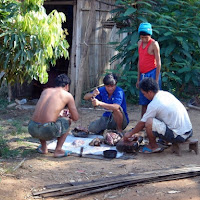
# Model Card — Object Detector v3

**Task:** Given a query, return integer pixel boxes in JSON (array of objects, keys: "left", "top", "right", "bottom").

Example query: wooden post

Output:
[
  {"left": 69, "top": 4, "right": 77, "bottom": 96},
  {"left": 75, "top": 0, "right": 96, "bottom": 107}
]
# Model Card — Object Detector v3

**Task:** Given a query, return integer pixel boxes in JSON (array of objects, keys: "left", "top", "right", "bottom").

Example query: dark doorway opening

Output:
[{"left": 32, "top": 4, "right": 73, "bottom": 99}]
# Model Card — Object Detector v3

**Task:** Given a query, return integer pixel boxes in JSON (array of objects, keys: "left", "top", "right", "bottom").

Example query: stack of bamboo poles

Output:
[{"left": 33, "top": 166, "right": 200, "bottom": 199}]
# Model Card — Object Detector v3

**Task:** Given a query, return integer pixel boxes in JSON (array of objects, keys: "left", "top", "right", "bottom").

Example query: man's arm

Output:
[
  {"left": 154, "top": 41, "right": 161, "bottom": 83},
  {"left": 92, "top": 98, "right": 120, "bottom": 111},
  {"left": 123, "top": 121, "right": 145, "bottom": 141},
  {"left": 136, "top": 40, "right": 141, "bottom": 88},
  {"left": 67, "top": 94, "right": 79, "bottom": 121},
  {"left": 84, "top": 88, "right": 100, "bottom": 100},
  {"left": 136, "top": 61, "right": 140, "bottom": 88}
]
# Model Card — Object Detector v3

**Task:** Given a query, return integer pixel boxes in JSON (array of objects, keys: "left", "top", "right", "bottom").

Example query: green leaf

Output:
[
  {"left": 182, "top": 41, "right": 189, "bottom": 52},
  {"left": 173, "top": 54, "right": 183, "bottom": 62},
  {"left": 197, "top": 37, "right": 200, "bottom": 48},
  {"left": 3, "top": 53, "right": 10, "bottom": 69},
  {"left": 162, "top": 76, "right": 168, "bottom": 82},
  {"left": 3, "top": 34, "right": 9, "bottom": 46},
  {"left": 185, "top": 73, "right": 191, "bottom": 83},
  {"left": 9, "top": 34, "right": 15, "bottom": 49},
  {"left": 124, "top": 7, "right": 137, "bottom": 16},
  {"left": 13, "top": 50, "right": 22, "bottom": 62},
  {"left": 178, "top": 67, "right": 191, "bottom": 73},
  {"left": 164, "top": 32, "right": 172, "bottom": 36},
  {"left": 182, "top": 50, "right": 192, "bottom": 60},
  {"left": 165, "top": 43, "right": 176, "bottom": 57}
]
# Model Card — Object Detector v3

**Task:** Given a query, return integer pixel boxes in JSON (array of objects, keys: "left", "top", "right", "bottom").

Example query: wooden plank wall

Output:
[{"left": 70, "top": 0, "right": 125, "bottom": 96}]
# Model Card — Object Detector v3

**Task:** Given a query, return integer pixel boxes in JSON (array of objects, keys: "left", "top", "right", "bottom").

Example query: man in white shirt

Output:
[{"left": 123, "top": 77, "right": 193, "bottom": 153}]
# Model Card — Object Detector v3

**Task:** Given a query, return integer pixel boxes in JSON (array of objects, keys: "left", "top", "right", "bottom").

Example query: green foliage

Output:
[
  {"left": 0, "top": 133, "right": 18, "bottom": 158},
  {"left": 0, "top": 0, "right": 69, "bottom": 85},
  {"left": 110, "top": 0, "right": 200, "bottom": 101},
  {"left": 10, "top": 120, "right": 28, "bottom": 135}
]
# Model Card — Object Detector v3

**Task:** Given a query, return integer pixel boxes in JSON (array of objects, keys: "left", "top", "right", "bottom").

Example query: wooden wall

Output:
[{"left": 70, "top": 0, "right": 125, "bottom": 104}]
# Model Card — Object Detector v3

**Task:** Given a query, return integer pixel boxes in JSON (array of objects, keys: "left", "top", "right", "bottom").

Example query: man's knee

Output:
[
  {"left": 112, "top": 107, "right": 122, "bottom": 115},
  {"left": 145, "top": 118, "right": 153, "bottom": 129},
  {"left": 88, "top": 122, "right": 97, "bottom": 133},
  {"left": 88, "top": 121, "right": 103, "bottom": 134}
]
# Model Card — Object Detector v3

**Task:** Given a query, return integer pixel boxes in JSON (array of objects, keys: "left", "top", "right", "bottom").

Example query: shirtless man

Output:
[
  {"left": 28, "top": 74, "right": 79, "bottom": 158},
  {"left": 136, "top": 22, "right": 162, "bottom": 117}
]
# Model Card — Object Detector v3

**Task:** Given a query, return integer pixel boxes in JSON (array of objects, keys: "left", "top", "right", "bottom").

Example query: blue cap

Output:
[{"left": 138, "top": 22, "right": 152, "bottom": 35}]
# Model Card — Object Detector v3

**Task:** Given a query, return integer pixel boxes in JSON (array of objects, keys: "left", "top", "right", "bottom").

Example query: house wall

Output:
[{"left": 70, "top": 0, "right": 125, "bottom": 97}]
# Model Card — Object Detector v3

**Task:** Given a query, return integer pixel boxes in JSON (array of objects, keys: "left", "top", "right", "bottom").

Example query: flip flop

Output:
[
  {"left": 37, "top": 145, "right": 46, "bottom": 154},
  {"left": 54, "top": 150, "right": 72, "bottom": 158},
  {"left": 139, "top": 146, "right": 164, "bottom": 154}
]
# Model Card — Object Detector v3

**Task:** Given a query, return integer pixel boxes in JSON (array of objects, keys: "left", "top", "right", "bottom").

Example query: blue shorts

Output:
[{"left": 139, "top": 68, "right": 162, "bottom": 105}]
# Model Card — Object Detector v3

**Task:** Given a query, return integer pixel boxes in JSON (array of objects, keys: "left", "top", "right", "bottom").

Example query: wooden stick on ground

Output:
[
  {"left": 33, "top": 166, "right": 200, "bottom": 198},
  {"left": 13, "top": 158, "right": 26, "bottom": 172}
]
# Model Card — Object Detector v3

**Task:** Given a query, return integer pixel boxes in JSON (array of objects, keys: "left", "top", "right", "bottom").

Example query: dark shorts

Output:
[
  {"left": 152, "top": 118, "right": 193, "bottom": 143},
  {"left": 139, "top": 68, "right": 162, "bottom": 105},
  {"left": 88, "top": 107, "right": 128, "bottom": 134},
  {"left": 28, "top": 118, "right": 70, "bottom": 141}
]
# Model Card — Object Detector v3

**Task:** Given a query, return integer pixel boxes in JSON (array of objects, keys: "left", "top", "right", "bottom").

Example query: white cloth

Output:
[
  {"left": 47, "top": 134, "right": 123, "bottom": 158},
  {"left": 141, "top": 90, "right": 192, "bottom": 136}
]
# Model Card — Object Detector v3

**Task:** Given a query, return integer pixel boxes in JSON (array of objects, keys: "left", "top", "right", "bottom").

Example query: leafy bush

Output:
[
  {"left": 0, "top": 0, "right": 69, "bottom": 85},
  {"left": 110, "top": 0, "right": 200, "bottom": 102}
]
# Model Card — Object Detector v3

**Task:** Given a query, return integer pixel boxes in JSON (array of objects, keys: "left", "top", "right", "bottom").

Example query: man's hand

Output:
[
  {"left": 60, "top": 109, "right": 71, "bottom": 118},
  {"left": 123, "top": 130, "right": 134, "bottom": 142},
  {"left": 91, "top": 98, "right": 101, "bottom": 107},
  {"left": 92, "top": 88, "right": 100, "bottom": 97}
]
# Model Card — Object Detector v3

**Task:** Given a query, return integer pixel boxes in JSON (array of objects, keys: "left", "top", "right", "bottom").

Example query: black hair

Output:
[
  {"left": 139, "top": 31, "right": 151, "bottom": 36},
  {"left": 55, "top": 74, "right": 71, "bottom": 87},
  {"left": 139, "top": 77, "right": 158, "bottom": 93},
  {"left": 103, "top": 73, "right": 118, "bottom": 86}
]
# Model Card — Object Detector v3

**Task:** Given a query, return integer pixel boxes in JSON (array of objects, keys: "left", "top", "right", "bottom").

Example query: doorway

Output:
[{"left": 32, "top": 3, "right": 73, "bottom": 99}]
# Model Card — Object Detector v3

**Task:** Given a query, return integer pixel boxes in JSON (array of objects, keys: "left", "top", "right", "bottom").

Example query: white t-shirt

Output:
[{"left": 141, "top": 90, "right": 192, "bottom": 136}]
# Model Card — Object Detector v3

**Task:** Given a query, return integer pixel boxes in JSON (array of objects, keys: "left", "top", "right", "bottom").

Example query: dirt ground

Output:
[{"left": 0, "top": 103, "right": 200, "bottom": 200}]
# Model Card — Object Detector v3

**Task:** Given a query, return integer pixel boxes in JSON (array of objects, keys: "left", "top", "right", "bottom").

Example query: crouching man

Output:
[
  {"left": 84, "top": 73, "right": 129, "bottom": 134},
  {"left": 28, "top": 74, "right": 79, "bottom": 158},
  {"left": 124, "top": 77, "right": 193, "bottom": 153}
]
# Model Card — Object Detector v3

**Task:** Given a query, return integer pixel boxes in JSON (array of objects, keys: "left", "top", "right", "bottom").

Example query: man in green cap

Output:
[{"left": 136, "top": 22, "right": 162, "bottom": 117}]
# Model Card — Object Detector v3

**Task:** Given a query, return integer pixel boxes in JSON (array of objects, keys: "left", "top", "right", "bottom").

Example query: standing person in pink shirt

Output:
[{"left": 136, "top": 22, "right": 162, "bottom": 117}]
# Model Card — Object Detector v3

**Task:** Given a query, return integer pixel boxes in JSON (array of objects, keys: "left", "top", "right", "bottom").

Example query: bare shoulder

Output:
[
  {"left": 138, "top": 39, "right": 142, "bottom": 47},
  {"left": 152, "top": 40, "right": 160, "bottom": 48},
  {"left": 60, "top": 89, "right": 72, "bottom": 98},
  {"left": 40, "top": 88, "right": 54, "bottom": 97}
]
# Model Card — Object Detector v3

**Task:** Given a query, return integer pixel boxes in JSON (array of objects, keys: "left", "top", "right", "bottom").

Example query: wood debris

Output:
[{"left": 32, "top": 166, "right": 200, "bottom": 199}]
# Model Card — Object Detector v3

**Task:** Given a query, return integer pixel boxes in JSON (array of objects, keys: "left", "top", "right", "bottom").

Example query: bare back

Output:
[{"left": 32, "top": 87, "right": 79, "bottom": 123}]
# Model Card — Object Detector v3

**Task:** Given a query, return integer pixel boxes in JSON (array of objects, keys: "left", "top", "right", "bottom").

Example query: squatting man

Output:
[
  {"left": 123, "top": 77, "right": 193, "bottom": 153},
  {"left": 28, "top": 74, "right": 79, "bottom": 158}
]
